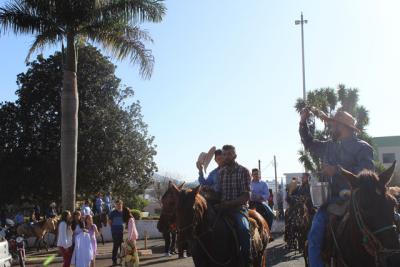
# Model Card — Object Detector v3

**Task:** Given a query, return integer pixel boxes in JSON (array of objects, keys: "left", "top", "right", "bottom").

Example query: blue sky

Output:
[{"left": 1, "top": 0, "right": 399, "bottom": 182}]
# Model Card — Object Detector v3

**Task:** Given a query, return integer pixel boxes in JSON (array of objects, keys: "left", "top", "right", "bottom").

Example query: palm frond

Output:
[
  {"left": 294, "top": 98, "right": 306, "bottom": 113},
  {"left": 98, "top": 0, "right": 166, "bottom": 23},
  {"left": 298, "top": 149, "right": 316, "bottom": 172},
  {"left": 26, "top": 31, "right": 60, "bottom": 62},
  {"left": 0, "top": 0, "right": 56, "bottom": 34},
  {"left": 86, "top": 24, "right": 154, "bottom": 78}
]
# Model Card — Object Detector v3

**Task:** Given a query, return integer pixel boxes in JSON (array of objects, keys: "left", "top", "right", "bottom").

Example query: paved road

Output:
[{"left": 30, "top": 234, "right": 304, "bottom": 267}]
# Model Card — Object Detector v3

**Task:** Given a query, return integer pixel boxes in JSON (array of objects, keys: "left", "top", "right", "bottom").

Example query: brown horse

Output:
[
  {"left": 324, "top": 162, "right": 400, "bottom": 267},
  {"left": 17, "top": 218, "right": 57, "bottom": 251},
  {"left": 175, "top": 186, "right": 269, "bottom": 267}
]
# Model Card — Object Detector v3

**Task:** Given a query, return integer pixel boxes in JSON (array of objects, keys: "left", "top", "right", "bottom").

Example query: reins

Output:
[{"left": 332, "top": 189, "right": 400, "bottom": 266}]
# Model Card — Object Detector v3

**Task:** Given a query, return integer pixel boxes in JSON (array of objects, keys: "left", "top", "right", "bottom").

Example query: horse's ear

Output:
[
  {"left": 169, "top": 182, "right": 181, "bottom": 193},
  {"left": 193, "top": 185, "right": 201, "bottom": 195},
  {"left": 379, "top": 161, "right": 396, "bottom": 186},
  {"left": 341, "top": 167, "right": 359, "bottom": 188},
  {"left": 178, "top": 182, "right": 185, "bottom": 190}
]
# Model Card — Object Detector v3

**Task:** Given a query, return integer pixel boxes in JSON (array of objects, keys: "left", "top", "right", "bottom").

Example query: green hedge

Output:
[{"left": 130, "top": 209, "right": 141, "bottom": 220}]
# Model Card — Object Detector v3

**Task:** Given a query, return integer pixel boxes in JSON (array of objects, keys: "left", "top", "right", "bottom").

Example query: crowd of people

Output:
[{"left": 57, "top": 198, "right": 139, "bottom": 267}]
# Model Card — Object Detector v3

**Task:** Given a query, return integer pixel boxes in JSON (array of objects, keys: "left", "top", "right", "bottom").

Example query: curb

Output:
[
  {"left": 24, "top": 254, "right": 113, "bottom": 265},
  {"left": 24, "top": 250, "right": 153, "bottom": 265}
]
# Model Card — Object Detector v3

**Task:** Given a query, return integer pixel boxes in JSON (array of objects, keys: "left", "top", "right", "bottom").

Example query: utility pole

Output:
[
  {"left": 274, "top": 155, "right": 278, "bottom": 198},
  {"left": 258, "top": 160, "right": 261, "bottom": 178},
  {"left": 295, "top": 12, "right": 308, "bottom": 100}
]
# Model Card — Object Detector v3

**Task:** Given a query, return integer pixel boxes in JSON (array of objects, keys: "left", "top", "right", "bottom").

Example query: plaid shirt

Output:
[{"left": 218, "top": 162, "right": 251, "bottom": 201}]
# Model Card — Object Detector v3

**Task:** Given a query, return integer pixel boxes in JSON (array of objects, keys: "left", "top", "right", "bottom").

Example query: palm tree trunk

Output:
[{"left": 61, "top": 32, "right": 78, "bottom": 211}]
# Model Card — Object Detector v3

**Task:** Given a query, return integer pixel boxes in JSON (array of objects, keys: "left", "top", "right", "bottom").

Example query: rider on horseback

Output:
[
  {"left": 197, "top": 148, "right": 224, "bottom": 192},
  {"left": 291, "top": 173, "right": 313, "bottom": 213},
  {"left": 249, "top": 168, "right": 275, "bottom": 229},
  {"left": 299, "top": 109, "right": 374, "bottom": 267},
  {"left": 216, "top": 145, "right": 252, "bottom": 267}
]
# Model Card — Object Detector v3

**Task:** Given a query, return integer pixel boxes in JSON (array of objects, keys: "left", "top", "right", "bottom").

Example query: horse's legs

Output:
[
  {"left": 35, "top": 238, "right": 40, "bottom": 251},
  {"left": 43, "top": 238, "right": 48, "bottom": 251}
]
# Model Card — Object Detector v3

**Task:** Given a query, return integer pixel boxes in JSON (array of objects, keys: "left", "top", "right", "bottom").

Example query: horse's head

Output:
[
  {"left": 44, "top": 218, "right": 57, "bottom": 233},
  {"left": 176, "top": 186, "right": 207, "bottom": 241},
  {"left": 341, "top": 161, "right": 400, "bottom": 262},
  {"left": 161, "top": 181, "right": 185, "bottom": 213}
]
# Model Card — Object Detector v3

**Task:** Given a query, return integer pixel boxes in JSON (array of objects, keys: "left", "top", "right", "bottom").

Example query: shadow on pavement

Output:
[{"left": 139, "top": 257, "right": 186, "bottom": 267}]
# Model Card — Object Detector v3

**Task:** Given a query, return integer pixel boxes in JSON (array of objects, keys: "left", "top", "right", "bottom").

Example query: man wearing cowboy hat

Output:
[
  {"left": 299, "top": 109, "right": 374, "bottom": 267},
  {"left": 197, "top": 148, "right": 224, "bottom": 192}
]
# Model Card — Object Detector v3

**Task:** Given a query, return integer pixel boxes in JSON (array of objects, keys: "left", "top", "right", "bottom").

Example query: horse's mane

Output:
[
  {"left": 356, "top": 170, "right": 397, "bottom": 207},
  {"left": 36, "top": 219, "right": 47, "bottom": 227},
  {"left": 388, "top": 186, "right": 400, "bottom": 197},
  {"left": 179, "top": 188, "right": 207, "bottom": 220},
  {"left": 357, "top": 170, "right": 386, "bottom": 193}
]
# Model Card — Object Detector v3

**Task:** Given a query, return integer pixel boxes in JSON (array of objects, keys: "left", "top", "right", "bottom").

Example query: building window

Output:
[{"left": 382, "top": 153, "right": 396, "bottom": 164}]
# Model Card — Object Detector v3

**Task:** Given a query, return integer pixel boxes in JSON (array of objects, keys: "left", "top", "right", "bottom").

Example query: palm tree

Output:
[{"left": 0, "top": 0, "right": 166, "bottom": 210}]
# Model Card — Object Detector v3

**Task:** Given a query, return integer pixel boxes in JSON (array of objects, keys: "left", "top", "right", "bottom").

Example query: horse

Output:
[
  {"left": 16, "top": 218, "right": 57, "bottom": 251},
  {"left": 388, "top": 186, "right": 400, "bottom": 235},
  {"left": 322, "top": 162, "right": 400, "bottom": 267},
  {"left": 284, "top": 195, "right": 313, "bottom": 266},
  {"left": 158, "top": 181, "right": 186, "bottom": 255},
  {"left": 175, "top": 186, "right": 269, "bottom": 267},
  {"left": 93, "top": 212, "right": 108, "bottom": 245}
]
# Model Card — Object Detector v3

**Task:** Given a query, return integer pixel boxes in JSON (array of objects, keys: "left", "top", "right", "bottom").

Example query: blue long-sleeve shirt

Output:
[
  {"left": 299, "top": 122, "right": 374, "bottom": 196},
  {"left": 198, "top": 167, "right": 220, "bottom": 192},
  {"left": 250, "top": 180, "right": 269, "bottom": 203}
]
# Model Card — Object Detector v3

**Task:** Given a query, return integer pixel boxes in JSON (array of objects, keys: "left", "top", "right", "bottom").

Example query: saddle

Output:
[{"left": 209, "top": 203, "right": 268, "bottom": 260}]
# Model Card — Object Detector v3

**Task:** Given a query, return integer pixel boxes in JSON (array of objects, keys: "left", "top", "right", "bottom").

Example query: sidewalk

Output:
[{"left": 24, "top": 238, "right": 163, "bottom": 266}]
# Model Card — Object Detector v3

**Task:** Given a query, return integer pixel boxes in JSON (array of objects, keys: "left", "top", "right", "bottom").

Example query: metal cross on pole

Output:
[{"left": 295, "top": 12, "right": 308, "bottom": 101}]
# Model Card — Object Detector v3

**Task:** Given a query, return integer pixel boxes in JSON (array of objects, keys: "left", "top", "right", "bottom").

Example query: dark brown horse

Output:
[
  {"left": 158, "top": 181, "right": 186, "bottom": 254},
  {"left": 324, "top": 162, "right": 400, "bottom": 267},
  {"left": 175, "top": 186, "right": 269, "bottom": 267},
  {"left": 284, "top": 195, "right": 313, "bottom": 266},
  {"left": 93, "top": 212, "right": 108, "bottom": 245}
]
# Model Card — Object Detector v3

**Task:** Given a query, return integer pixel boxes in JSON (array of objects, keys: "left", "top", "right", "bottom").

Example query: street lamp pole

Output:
[{"left": 295, "top": 12, "right": 308, "bottom": 100}]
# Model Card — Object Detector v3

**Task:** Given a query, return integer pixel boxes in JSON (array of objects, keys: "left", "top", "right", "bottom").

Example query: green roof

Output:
[{"left": 373, "top": 136, "right": 400, "bottom": 147}]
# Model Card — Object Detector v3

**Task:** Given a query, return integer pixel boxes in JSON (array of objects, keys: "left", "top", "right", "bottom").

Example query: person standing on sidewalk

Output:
[
  {"left": 85, "top": 215, "right": 99, "bottom": 267},
  {"left": 57, "top": 210, "right": 73, "bottom": 267},
  {"left": 122, "top": 207, "right": 139, "bottom": 267},
  {"left": 109, "top": 199, "right": 124, "bottom": 265},
  {"left": 157, "top": 212, "right": 177, "bottom": 257}
]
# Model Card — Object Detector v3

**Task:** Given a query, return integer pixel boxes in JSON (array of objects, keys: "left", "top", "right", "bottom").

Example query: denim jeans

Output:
[
  {"left": 111, "top": 231, "right": 123, "bottom": 262},
  {"left": 162, "top": 231, "right": 176, "bottom": 253},
  {"left": 250, "top": 201, "right": 274, "bottom": 229},
  {"left": 231, "top": 208, "right": 251, "bottom": 264},
  {"left": 307, "top": 208, "right": 328, "bottom": 267}
]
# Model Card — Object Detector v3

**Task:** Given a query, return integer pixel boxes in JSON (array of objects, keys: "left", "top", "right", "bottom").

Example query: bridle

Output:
[
  {"left": 351, "top": 188, "right": 400, "bottom": 266},
  {"left": 177, "top": 205, "right": 234, "bottom": 266}
]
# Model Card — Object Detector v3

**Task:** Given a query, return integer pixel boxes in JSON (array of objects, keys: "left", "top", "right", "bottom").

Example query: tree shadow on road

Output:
[{"left": 267, "top": 242, "right": 304, "bottom": 267}]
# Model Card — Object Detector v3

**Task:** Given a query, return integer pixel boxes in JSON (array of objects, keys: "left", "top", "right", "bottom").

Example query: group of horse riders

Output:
[
  {"left": 193, "top": 108, "right": 400, "bottom": 267},
  {"left": 196, "top": 145, "right": 269, "bottom": 266}
]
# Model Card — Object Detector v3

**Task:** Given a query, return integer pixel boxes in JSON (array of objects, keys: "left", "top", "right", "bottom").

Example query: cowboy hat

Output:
[
  {"left": 325, "top": 111, "right": 360, "bottom": 132},
  {"left": 197, "top": 146, "right": 216, "bottom": 173}
]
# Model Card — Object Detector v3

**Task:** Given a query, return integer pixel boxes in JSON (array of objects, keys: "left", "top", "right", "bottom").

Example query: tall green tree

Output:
[
  {"left": 0, "top": 46, "right": 157, "bottom": 205},
  {"left": 0, "top": 0, "right": 166, "bottom": 210},
  {"left": 294, "top": 84, "right": 374, "bottom": 174}
]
